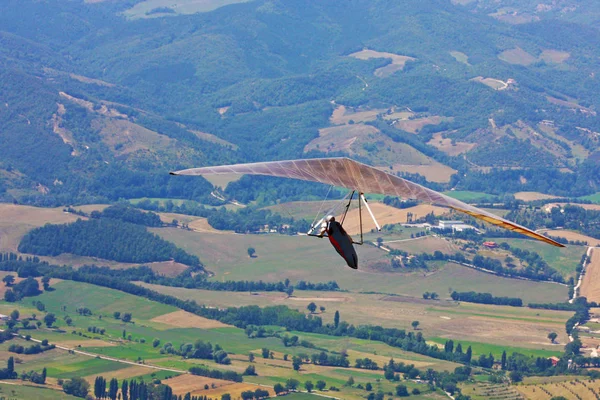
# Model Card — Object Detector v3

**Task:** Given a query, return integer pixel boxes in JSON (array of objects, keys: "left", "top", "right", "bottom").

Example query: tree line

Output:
[
  {"left": 0, "top": 257, "right": 593, "bottom": 383},
  {"left": 450, "top": 291, "right": 523, "bottom": 307}
]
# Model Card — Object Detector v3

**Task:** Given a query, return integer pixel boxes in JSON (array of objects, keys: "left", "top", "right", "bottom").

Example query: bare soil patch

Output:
[
  {"left": 339, "top": 203, "right": 449, "bottom": 235},
  {"left": 349, "top": 49, "right": 416, "bottom": 77},
  {"left": 546, "top": 230, "right": 600, "bottom": 247},
  {"left": 394, "top": 116, "right": 445, "bottom": 134},
  {"left": 54, "top": 339, "right": 117, "bottom": 348},
  {"left": 145, "top": 261, "right": 190, "bottom": 277},
  {"left": 150, "top": 310, "right": 230, "bottom": 329},
  {"left": 539, "top": 50, "right": 570, "bottom": 64},
  {"left": 470, "top": 76, "right": 509, "bottom": 90},
  {"left": 498, "top": 47, "right": 537, "bottom": 66},
  {"left": 392, "top": 162, "right": 457, "bottom": 183},
  {"left": 305, "top": 124, "right": 379, "bottom": 153},
  {"left": 188, "top": 218, "right": 234, "bottom": 234},
  {"left": 163, "top": 374, "right": 273, "bottom": 398},
  {"left": 329, "top": 105, "right": 387, "bottom": 125},
  {"left": 0, "top": 204, "right": 82, "bottom": 252},
  {"left": 580, "top": 249, "right": 600, "bottom": 303},
  {"left": 544, "top": 203, "right": 600, "bottom": 212},
  {"left": 427, "top": 132, "right": 475, "bottom": 156},
  {"left": 514, "top": 192, "right": 562, "bottom": 201}
]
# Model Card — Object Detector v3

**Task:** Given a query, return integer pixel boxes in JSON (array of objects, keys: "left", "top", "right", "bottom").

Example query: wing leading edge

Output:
[{"left": 171, "top": 157, "right": 564, "bottom": 247}]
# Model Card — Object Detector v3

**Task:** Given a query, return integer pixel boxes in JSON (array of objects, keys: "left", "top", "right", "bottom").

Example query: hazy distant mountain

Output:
[{"left": 0, "top": 0, "right": 598, "bottom": 205}]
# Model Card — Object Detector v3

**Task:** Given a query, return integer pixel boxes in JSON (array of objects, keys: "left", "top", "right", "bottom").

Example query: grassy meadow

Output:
[{"left": 153, "top": 227, "right": 567, "bottom": 304}]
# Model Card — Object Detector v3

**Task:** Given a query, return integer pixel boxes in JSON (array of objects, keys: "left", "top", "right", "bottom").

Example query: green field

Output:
[
  {"left": 580, "top": 192, "right": 600, "bottom": 204},
  {"left": 25, "top": 280, "right": 176, "bottom": 320},
  {"left": 442, "top": 191, "right": 496, "bottom": 202},
  {"left": 154, "top": 227, "right": 566, "bottom": 304},
  {"left": 495, "top": 238, "right": 587, "bottom": 280},
  {"left": 139, "top": 283, "right": 571, "bottom": 354},
  {"left": 0, "top": 383, "right": 78, "bottom": 400},
  {"left": 0, "top": 279, "right": 463, "bottom": 399}
]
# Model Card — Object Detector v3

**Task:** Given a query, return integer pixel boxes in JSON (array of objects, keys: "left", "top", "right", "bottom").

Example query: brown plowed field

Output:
[
  {"left": 338, "top": 203, "right": 448, "bottom": 235},
  {"left": 150, "top": 310, "right": 230, "bottom": 329},
  {"left": 580, "top": 249, "right": 600, "bottom": 303}
]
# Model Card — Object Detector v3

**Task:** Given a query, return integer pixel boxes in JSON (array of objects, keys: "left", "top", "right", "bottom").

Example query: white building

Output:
[{"left": 438, "top": 220, "right": 479, "bottom": 232}]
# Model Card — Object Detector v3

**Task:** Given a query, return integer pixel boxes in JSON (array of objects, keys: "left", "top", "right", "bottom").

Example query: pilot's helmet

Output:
[{"left": 326, "top": 215, "right": 335, "bottom": 222}]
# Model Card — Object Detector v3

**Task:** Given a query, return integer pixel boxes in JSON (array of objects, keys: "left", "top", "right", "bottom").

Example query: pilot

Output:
[{"left": 318, "top": 215, "right": 358, "bottom": 269}]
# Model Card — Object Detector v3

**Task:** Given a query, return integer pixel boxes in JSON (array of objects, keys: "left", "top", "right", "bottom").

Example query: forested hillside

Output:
[{"left": 0, "top": 0, "right": 599, "bottom": 206}]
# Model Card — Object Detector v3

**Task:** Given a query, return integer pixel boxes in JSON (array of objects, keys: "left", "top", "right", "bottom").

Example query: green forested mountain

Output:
[{"left": 0, "top": 0, "right": 599, "bottom": 205}]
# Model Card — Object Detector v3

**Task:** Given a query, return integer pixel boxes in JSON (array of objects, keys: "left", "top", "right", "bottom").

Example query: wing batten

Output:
[{"left": 171, "top": 157, "right": 564, "bottom": 247}]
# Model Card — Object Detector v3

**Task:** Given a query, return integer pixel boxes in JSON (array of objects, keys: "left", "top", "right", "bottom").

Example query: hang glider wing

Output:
[{"left": 171, "top": 157, "right": 564, "bottom": 247}]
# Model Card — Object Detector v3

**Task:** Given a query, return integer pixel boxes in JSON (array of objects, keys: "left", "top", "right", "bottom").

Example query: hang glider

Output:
[{"left": 170, "top": 157, "right": 563, "bottom": 248}]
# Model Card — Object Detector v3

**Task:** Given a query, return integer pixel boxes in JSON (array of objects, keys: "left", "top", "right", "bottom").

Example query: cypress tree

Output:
[
  {"left": 7, "top": 357, "right": 14, "bottom": 374},
  {"left": 334, "top": 311, "right": 340, "bottom": 328},
  {"left": 122, "top": 380, "right": 129, "bottom": 400},
  {"left": 465, "top": 346, "right": 472, "bottom": 363},
  {"left": 109, "top": 378, "right": 119, "bottom": 400}
]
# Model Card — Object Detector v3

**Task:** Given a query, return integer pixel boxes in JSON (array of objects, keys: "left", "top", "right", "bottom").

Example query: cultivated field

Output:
[
  {"left": 514, "top": 192, "right": 562, "bottom": 201},
  {"left": 329, "top": 105, "right": 387, "bottom": 125},
  {"left": 498, "top": 238, "right": 587, "bottom": 280},
  {"left": 152, "top": 227, "right": 568, "bottom": 303},
  {"left": 442, "top": 191, "right": 495, "bottom": 202},
  {"left": 392, "top": 162, "right": 457, "bottom": 183},
  {"left": 304, "top": 124, "right": 381, "bottom": 153},
  {"left": 580, "top": 192, "right": 600, "bottom": 204},
  {"left": 545, "top": 230, "right": 600, "bottom": 247},
  {"left": 394, "top": 116, "right": 447, "bottom": 134},
  {"left": 580, "top": 248, "right": 600, "bottom": 303},
  {"left": 539, "top": 49, "right": 571, "bottom": 64},
  {"left": 150, "top": 310, "right": 230, "bottom": 329},
  {"left": 164, "top": 374, "right": 274, "bottom": 398},
  {"left": 0, "top": 383, "right": 78, "bottom": 399},
  {"left": 498, "top": 47, "right": 537, "bottom": 66},
  {"left": 544, "top": 203, "right": 600, "bottom": 212},
  {"left": 428, "top": 132, "right": 476, "bottom": 156},
  {"left": 516, "top": 378, "right": 600, "bottom": 399},
  {"left": 0, "top": 204, "right": 82, "bottom": 252},
  {"left": 0, "top": 279, "right": 455, "bottom": 400},
  {"left": 140, "top": 284, "right": 570, "bottom": 355},
  {"left": 348, "top": 49, "right": 416, "bottom": 77}
]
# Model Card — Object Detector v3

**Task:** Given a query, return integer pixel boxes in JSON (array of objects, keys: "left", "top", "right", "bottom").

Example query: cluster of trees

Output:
[
  {"left": 450, "top": 291, "right": 523, "bottom": 307},
  {"left": 506, "top": 205, "right": 600, "bottom": 240},
  {"left": 4, "top": 276, "right": 42, "bottom": 302},
  {"left": 310, "top": 351, "right": 350, "bottom": 367},
  {"left": 18, "top": 218, "right": 201, "bottom": 267},
  {"left": 240, "top": 389, "right": 270, "bottom": 399},
  {"left": 91, "top": 204, "right": 163, "bottom": 227},
  {"left": 18, "top": 367, "right": 46, "bottom": 384},
  {"left": 177, "top": 341, "right": 230, "bottom": 365},
  {"left": 189, "top": 366, "right": 243, "bottom": 382},
  {"left": 8, "top": 342, "right": 54, "bottom": 355},
  {"left": 0, "top": 357, "right": 17, "bottom": 380}
]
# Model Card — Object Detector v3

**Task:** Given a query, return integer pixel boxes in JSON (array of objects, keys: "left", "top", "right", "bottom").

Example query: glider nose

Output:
[{"left": 346, "top": 253, "right": 358, "bottom": 269}]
